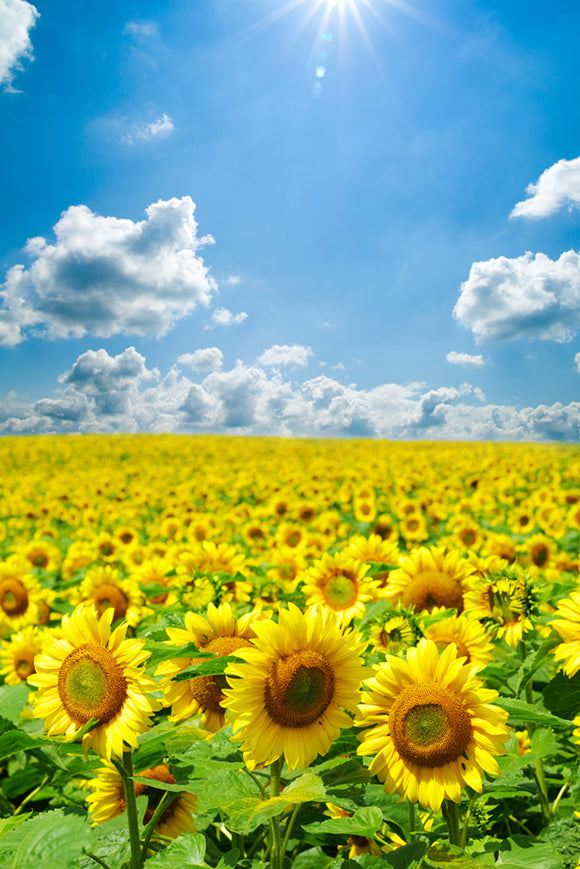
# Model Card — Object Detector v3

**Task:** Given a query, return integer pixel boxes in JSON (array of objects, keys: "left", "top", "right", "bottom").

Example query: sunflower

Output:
[
  {"left": 18, "top": 539, "right": 62, "bottom": 573},
  {"left": 424, "top": 614, "right": 494, "bottom": 668},
  {"left": 0, "top": 624, "right": 44, "bottom": 684},
  {"left": 369, "top": 611, "right": 423, "bottom": 657},
  {"left": 384, "top": 547, "right": 476, "bottom": 615},
  {"left": 523, "top": 533, "right": 555, "bottom": 570},
  {"left": 78, "top": 565, "right": 144, "bottom": 627},
  {"left": 463, "top": 566, "right": 538, "bottom": 648},
  {"left": 356, "top": 638, "right": 510, "bottom": 812},
  {"left": 222, "top": 604, "right": 369, "bottom": 770},
  {"left": 29, "top": 604, "right": 160, "bottom": 758},
  {"left": 0, "top": 557, "right": 44, "bottom": 635},
  {"left": 87, "top": 761, "right": 197, "bottom": 840},
  {"left": 157, "top": 602, "right": 268, "bottom": 732},
  {"left": 550, "top": 590, "right": 580, "bottom": 677},
  {"left": 302, "top": 551, "right": 378, "bottom": 623}
]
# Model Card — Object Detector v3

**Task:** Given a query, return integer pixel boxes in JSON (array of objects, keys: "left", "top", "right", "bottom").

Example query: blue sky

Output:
[{"left": 1, "top": 0, "right": 579, "bottom": 439}]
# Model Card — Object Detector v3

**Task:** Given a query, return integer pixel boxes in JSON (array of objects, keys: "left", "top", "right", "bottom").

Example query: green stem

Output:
[
  {"left": 269, "top": 756, "right": 284, "bottom": 869},
  {"left": 408, "top": 800, "right": 416, "bottom": 838},
  {"left": 113, "top": 750, "right": 143, "bottom": 869},
  {"left": 281, "top": 802, "right": 302, "bottom": 857},
  {"left": 552, "top": 782, "right": 569, "bottom": 817},
  {"left": 85, "top": 854, "right": 114, "bottom": 869},
  {"left": 519, "top": 641, "right": 552, "bottom": 826},
  {"left": 442, "top": 799, "right": 461, "bottom": 847},
  {"left": 140, "top": 790, "right": 178, "bottom": 862},
  {"left": 460, "top": 796, "right": 475, "bottom": 849},
  {"left": 13, "top": 774, "right": 49, "bottom": 816},
  {"left": 243, "top": 767, "right": 268, "bottom": 799}
]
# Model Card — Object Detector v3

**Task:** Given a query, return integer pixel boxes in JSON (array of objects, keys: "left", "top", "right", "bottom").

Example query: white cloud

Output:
[
  {"left": 257, "top": 344, "right": 313, "bottom": 369},
  {"left": 178, "top": 347, "right": 223, "bottom": 372},
  {"left": 3, "top": 348, "right": 579, "bottom": 441},
  {"left": 123, "top": 113, "right": 174, "bottom": 145},
  {"left": 205, "top": 308, "right": 247, "bottom": 329},
  {"left": 224, "top": 275, "right": 241, "bottom": 286},
  {"left": 123, "top": 20, "right": 158, "bottom": 40},
  {"left": 0, "top": 197, "right": 217, "bottom": 346},
  {"left": 0, "top": 0, "right": 38, "bottom": 90},
  {"left": 511, "top": 157, "right": 580, "bottom": 220},
  {"left": 446, "top": 351, "right": 485, "bottom": 366},
  {"left": 453, "top": 250, "right": 580, "bottom": 343}
]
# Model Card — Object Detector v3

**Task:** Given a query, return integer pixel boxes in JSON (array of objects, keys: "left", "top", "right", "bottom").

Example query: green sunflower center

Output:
[
  {"left": 265, "top": 649, "right": 336, "bottom": 728},
  {"left": 0, "top": 579, "right": 29, "bottom": 616},
  {"left": 402, "top": 570, "right": 464, "bottom": 614},
  {"left": 324, "top": 573, "right": 358, "bottom": 610},
  {"left": 58, "top": 643, "right": 128, "bottom": 725},
  {"left": 390, "top": 682, "right": 472, "bottom": 768}
]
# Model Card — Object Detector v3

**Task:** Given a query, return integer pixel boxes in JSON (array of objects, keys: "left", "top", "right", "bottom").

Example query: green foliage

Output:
[{"left": 543, "top": 672, "right": 580, "bottom": 720}]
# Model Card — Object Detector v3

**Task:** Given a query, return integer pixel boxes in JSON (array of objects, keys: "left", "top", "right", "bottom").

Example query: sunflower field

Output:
[{"left": 1, "top": 434, "right": 580, "bottom": 869}]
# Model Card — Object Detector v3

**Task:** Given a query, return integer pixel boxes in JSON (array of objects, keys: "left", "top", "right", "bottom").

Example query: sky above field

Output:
[{"left": 1, "top": 0, "right": 580, "bottom": 440}]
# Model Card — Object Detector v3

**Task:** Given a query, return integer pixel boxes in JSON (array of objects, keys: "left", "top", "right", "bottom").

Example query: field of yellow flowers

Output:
[{"left": 1, "top": 433, "right": 580, "bottom": 869}]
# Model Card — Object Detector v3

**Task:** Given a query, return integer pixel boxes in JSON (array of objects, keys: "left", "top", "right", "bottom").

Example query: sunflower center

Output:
[
  {"left": 264, "top": 649, "right": 335, "bottom": 728},
  {"left": 402, "top": 570, "right": 464, "bottom": 614},
  {"left": 324, "top": 573, "right": 358, "bottom": 610},
  {"left": 93, "top": 584, "right": 129, "bottom": 622},
  {"left": 0, "top": 579, "right": 29, "bottom": 616},
  {"left": 16, "top": 653, "right": 36, "bottom": 679},
  {"left": 189, "top": 635, "right": 253, "bottom": 712},
  {"left": 390, "top": 682, "right": 472, "bottom": 768},
  {"left": 58, "top": 643, "right": 127, "bottom": 725}
]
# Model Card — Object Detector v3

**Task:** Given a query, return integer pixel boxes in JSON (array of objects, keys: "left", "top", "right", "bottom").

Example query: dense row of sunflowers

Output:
[{"left": 0, "top": 434, "right": 580, "bottom": 868}]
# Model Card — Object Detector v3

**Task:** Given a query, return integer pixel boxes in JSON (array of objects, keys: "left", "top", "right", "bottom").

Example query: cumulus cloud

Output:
[
  {"left": 123, "top": 113, "right": 174, "bottom": 145},
  {"left": 257, "top": 344, "right": 313, "bottom": 369},
  {"left": 2, "top": 347, "right": 579, "bottom": 441},
  {"left": 453, "top": 250, "right": 580, "bottom": 343},
  {"left": 511, "top": 157, "right": 580, "bottom": 220},
  {"left": 177, "top": 347, "right": 223, "bottom": 372},
  {"left": 0, "top": 197, "right": 217, "bottom": 346},
  {"left": 0, "top": 0, "right": 38, "bottom": 90},
  {"left": 446, "top": 351, "right": 485, "bottom": 366},
  {"left": 205, "top": 308, "right": 247, "bottom": 329}
]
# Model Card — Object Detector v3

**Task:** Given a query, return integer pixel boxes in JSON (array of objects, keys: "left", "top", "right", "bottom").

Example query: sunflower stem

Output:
[
  {"left": 281, "top": 801, "right": 302, "bottom": 856},
  {"left": 85, "top": 853, "right": 114, "bottom": 869},
  {"left": 519, "top": 641, "right": 552, "bottom": 825},
  {"left": 140, "top": 790, "right": 177, "bottom": 862},
  {"left": 408, "top": 800, "right": 416, "bottom": 837},
  {"left": 269, "top": 756, "right": 284, "bottom": 869},
  {"left": 442, "top": 799, "right": 461, "bottom": 846},
  {"left": 118, "top": 749, "right": 143, "bottom": 869}
]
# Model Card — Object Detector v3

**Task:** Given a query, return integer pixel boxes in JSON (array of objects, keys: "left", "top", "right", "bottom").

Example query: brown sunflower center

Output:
[
  {"left": 264, "top": 648, "right": 335, "bottom": 728},
  {"left": 402, "top": 570, "right": 464, "bottom": 614},
  {"left": 58, "top": 643, "right": 127, "bottom": 725},
  {"left": 189, "top": 635, "right": 253, "bottom": 712},
  {"left": 93, "top": 584, "right": 129, "bottom": 622},
  {"left": 390, "top": 682, "right": 472, "bottom": 768},
  {"left": 324, "top": 573, "right": 358, "bottom": 610},
  {"left": 0, "top": 579, "right": 29, "bottom": 616},
  {"left": 135, "top": 765, "right": 178, "bottom": 825}
]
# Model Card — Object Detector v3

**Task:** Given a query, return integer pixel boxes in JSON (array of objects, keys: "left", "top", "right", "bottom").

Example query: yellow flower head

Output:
[
  {"left": 357, "top": 638, "right": 510, "bottom": 812},
  {"left": 78, "top": 565, "right": 144, "bottom": 627},
  {"left": 223, "top": 603, "right": 369, "bottom": 770},
  {"left": 551, "top": 590, "right": 580, "bottom": 677},
  {"left": 0, "top": 557, "right": 44, "bottom": 634},
  {"left": 29, "top": 604, "right": 160, "bottom": 758},
  {"left": 302, "top": 551, "right": 378, "bottom": 623},
  {"left": 0, "top": 624, "right": 44, "bottom": 684},
  {"left": 384, "top": 547, "right": 476, "bottom": 615},
  {"left": 463, "top": 566, "right": 538, "bottom": 648},
  {"left": 424, "top": 613, "right": 494, "bottom": 668},
  {"left": 157, "top": 601, "right": 268, "bottom": 732}
]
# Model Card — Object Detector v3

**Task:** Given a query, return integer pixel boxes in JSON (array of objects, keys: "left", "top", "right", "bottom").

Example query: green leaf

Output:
[
  {"left": 222, "top": 772, "right": 327, "bottom": 835},
  {"left": 425, "top": 842, "right": 483, "bottom": 868},
  {"left": 303, "top": 806, "right": 383, "bottom": 838},
  {"left": 0, "top": 815, "right": 31, "bottom": 840},
  {"left": 144, "top": 832, "right": 209, "bottom": 867},
  {"left": 0, "top": 684, "right": 30, "bottom": 725},
  {"left": 515, "top": 634, "right": 561, "bottom": 696},
  {"left": 171, "top": 655, "right": 239, "bottom": 681},
  {"left": 144, "top": 641, "right": 212, "bottom": 667},
  {"left": 2, "top": 809, "right": 92, "bottom": 869},
  {"left": 543, "top": 671, "right": 580, "bottom": 720},
  {"left": 0, "top": 729, "right": 47, "bottom": 761},
  {"left": 495, "top": 697, "right": 572, "bottom": 730},
  {"left": 495, "top": 836, "right": 564, "bottom": 869}
]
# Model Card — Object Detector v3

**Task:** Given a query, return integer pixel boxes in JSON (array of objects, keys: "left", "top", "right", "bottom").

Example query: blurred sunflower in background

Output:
[
  {"left": 0, "top": 624, "right": 44, "bottom": 684},
  {"left": 424, "top": 613, "right": 494, "bottom": 667},
  {"left": 29, "top": 604, "right": 160, "bottom": 758},
  {"left": 77, "top": 565, "right": 144, "bottom": 627},
  {"left": 87, "top": 761, "right": 197, "bottom": 839},
  {"left": 0, "top": 557, "right": 45, "bottom": 635},
  {"left": 384, "top": 546, "right": 476, "bottom": 615},
  {"left": 356, "top": 638, "right": 510, "bottom": 812},
  {"left": 223, "top": 604, "right": 369, "bottom": 770}
]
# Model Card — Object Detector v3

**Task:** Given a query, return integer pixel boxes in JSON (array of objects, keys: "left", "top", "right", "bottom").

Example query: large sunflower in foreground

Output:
[
  {"left": 87, "top": 761, "right": 197, "bottom": 840},
  {"left": 383, "top": 547, "right": 476, "bottom": 615},
  {"left": 29, "top": 604, "right": 160, "bottom": 758},
  {"left": 157, "top": 601, "right": 268, "bottom": 732},
  {"left": 222, "top": 604, "right": 369, "bottom": 770},
  {"left": 550, "top": 590, "right": 580, "bottom": 677},
  {"left": 356, "top": 638, "right": 509, "bottom": 812}
]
